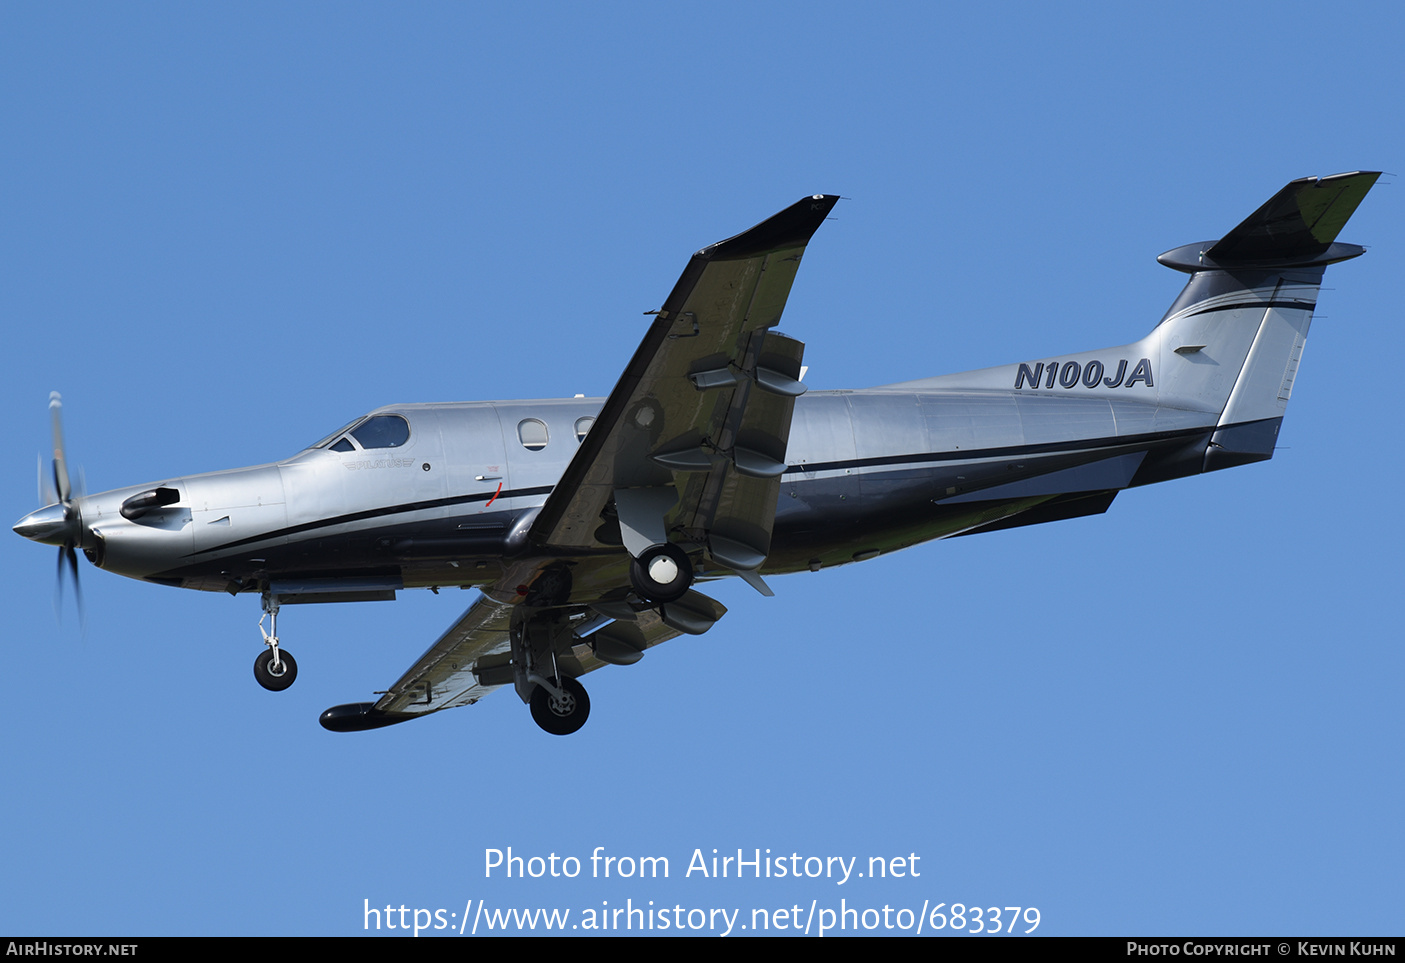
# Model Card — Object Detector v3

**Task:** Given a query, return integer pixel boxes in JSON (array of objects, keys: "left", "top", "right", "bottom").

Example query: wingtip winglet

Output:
[{"left": 704, "top": 194, "right": 840, "bottom": 261}]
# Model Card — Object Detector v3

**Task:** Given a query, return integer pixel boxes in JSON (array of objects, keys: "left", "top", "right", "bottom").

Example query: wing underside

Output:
[
  {"left": 372, "top": 593, "right": 516, "bottom": 717},
  {"left": 338, "top": 589, "right": 721, "bottom": 728},
  {"left": 321, "top": 196, "right": 836, "bottom": 732}
]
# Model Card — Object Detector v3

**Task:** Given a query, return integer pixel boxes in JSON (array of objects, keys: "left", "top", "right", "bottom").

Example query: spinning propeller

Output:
[{"left": 15, "top": 392, "right": 87, "bottom": 625}]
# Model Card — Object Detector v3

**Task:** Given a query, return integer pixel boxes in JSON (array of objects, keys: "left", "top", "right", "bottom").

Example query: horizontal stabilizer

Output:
[
  {"left": 1209, "top": 171, "right": 1379, "bottom": 262},
  {"left": 936, "top": 452, "right": 1145, "bottom": 504},
  {"left": 1158, "top": 171, "right": 1379, "bottom": 272},
  {"left": 950, "top": 491, "right": 1118, "bottom": 538}
]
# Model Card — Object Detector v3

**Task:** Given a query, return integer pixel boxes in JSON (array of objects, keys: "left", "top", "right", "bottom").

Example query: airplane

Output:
[{"left": 14, "top": 172, "right": 1379, "bottom": 735}]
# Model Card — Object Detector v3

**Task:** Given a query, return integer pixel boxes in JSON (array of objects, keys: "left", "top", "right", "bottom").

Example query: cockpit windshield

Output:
[
  {"left": 308, "top": 418, "right": 364, "bottom": 450},
  {"left": 306, "top": 414, "right": 411, "bottom": 452},
  {"left": 350, "top": 415, "right": 410, "bottom": 449}
]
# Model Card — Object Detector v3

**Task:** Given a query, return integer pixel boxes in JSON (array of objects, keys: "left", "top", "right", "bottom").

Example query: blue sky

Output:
[{"left": 2, "top": 2, "right": 1401, "bottom": 937}]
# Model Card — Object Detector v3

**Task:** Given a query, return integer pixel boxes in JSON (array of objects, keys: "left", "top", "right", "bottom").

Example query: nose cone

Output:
[{"left": 13, "top": 504, "right": 72, "bottom": 545}]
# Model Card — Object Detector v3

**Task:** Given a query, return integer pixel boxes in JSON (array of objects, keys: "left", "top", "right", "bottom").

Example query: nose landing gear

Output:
[
  {"left": 254, "top": 647, "right": 298, "bottom": 691},
  {"left": 254, "top": 596, "right": 298, "bottom": 691}
]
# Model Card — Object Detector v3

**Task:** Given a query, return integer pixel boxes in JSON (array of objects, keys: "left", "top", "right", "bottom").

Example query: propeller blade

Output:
[
  {"left": 49, "top": 391, "right": 70, "bottom": 504},
  {"left": 44, "top": 393, "right": 86, "bottom": 630},
  {"left": 66, "top": 545, "right": 85, "bottom": 629},
  {"left": 38, "top": 453, "right": 58, "bottom": 507},
  {"left": 53, "top": 545, "right": 86, "bottom": 629},
  {"left": 54, "top": 545, "right": 65, "bottom": 618}
]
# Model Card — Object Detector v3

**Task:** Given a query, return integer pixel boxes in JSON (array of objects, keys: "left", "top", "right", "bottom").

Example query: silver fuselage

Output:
[{"left": 58, "top": 358, "right": 1243, "bottom": 607}]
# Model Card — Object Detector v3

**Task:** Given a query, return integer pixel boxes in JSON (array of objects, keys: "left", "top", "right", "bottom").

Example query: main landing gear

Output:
[
  {"left": 511, "top": 610, "right": 592, "bottom": 735},
  {"left": 529, "top": 676, "right": 590, "bottom": 736},
  {"left": 254, "top": 596, "right": 298, "bottom": 691}
]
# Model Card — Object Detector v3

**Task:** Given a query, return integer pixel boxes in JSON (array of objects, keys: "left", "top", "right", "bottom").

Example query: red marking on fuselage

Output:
[{"left": 485, "top": 481, "right": 503, "bottom": 508}]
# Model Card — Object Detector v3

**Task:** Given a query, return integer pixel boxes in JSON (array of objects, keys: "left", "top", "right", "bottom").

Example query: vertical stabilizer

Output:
[
  {"left": 1152, "top": 172, "right": 1378, "bottom": 470},
  {"left": 887, "top": 172, "right": 1377, "bottom": 479}
]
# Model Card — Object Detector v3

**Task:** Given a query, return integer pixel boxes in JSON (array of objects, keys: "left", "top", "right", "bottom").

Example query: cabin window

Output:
[
  {"left": 350, "top": 415, "right": 411, "bottom": 450},
  {"left": 329, "top": 437, "right": 355, "bottom": 452},
  {"left": 518, "top": 418, "right": 549, "bottom": 451},
  {"left": 574, "top": 417, "right": 595, "bottom": 443}
]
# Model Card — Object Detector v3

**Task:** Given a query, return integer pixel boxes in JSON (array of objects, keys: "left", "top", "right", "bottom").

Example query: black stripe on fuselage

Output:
[
  {"left": 782, "top": 423, "right": 1209, "bottom": 477},
  {"left": 187, "top": 485, "right": 554, "bottom": 557},
  {"left": 1183, "top": 298, "right": 1316, "bottom": 320},
  {"left": 191, "top": 423, "right": 1217, "bottom": 558}
]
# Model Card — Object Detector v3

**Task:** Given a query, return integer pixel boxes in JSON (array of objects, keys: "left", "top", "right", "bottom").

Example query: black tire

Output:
[
  {"left": 530, "top": 676, "right": 590, "bottom": 735},
  {"left": 254, "top": 648, "right": 298, "bottom": 691},
  {"left": 629, "top": 542, "right": 692, "bottom": 604}
]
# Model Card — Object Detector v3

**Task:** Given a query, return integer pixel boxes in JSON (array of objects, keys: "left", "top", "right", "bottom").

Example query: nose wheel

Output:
[
  {"left": 254, "top": 647, "right": 298, "bottom": 691},
  {"left": 254, "top": 595, "right": 298, "bottom": 691}
]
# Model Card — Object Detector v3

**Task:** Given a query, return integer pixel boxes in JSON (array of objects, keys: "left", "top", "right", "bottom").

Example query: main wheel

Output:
[
  {"left": 254, "top": 648, "right": 298, "bottom": 691},
  {"left": 530, "top": 676, "right": 590, "bottom": 735},
  {"left": 629, "top": 542, "right": 692, "bottom": 604}
]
